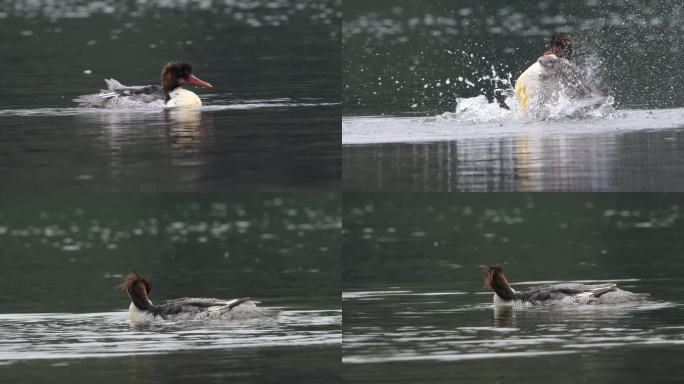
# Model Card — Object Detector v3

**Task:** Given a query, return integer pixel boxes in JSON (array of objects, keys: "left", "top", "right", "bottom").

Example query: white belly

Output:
[{"left": 166, "top": 88, "right": 202, "bottom": 108}]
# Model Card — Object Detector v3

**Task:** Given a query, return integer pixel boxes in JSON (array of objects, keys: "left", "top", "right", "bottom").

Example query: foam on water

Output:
[{"left": 343, "top": 107, "right": 684, "bottom": 145}]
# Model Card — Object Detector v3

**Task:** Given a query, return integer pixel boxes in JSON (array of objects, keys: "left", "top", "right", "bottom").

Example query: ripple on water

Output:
[
  {"left": 0, "top": 310, "right": 341, "bottom": 362},
  {"left": 0, "top": 100, "right": 339, "bottom": 117},
  {"left": 343, "top": 287, "right": 682, "bottom": 364}
]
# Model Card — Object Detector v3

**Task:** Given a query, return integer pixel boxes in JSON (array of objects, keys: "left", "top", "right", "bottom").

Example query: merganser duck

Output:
[
  {"left": 483, "top": 265, "right": 649, "bottom": 307},
  {"left": 74, "top": 61, "right": 213, "bottom": 108},
  {"left": 118, "top": 272, "right": 277, "bottom": 324},
  {"left": 514, "top": 32, "right": 608, "bottom": 114}
]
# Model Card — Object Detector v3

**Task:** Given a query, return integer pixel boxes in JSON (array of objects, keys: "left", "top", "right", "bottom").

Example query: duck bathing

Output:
[{"left": 483, "top": 265, "right": 649, "bottom": 307}]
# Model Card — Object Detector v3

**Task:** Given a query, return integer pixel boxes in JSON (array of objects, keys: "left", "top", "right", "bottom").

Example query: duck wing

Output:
[
  {"left": 152, "top": 297, "right": 277, "bottom": 320},
  {"left": 159, "top": 297, "right": 245, "bottom": 307},
  {"left": 518, "top": 282, "right": 649, "bottom": 305},
  {"left": 517, "top": 283, "right": 617, "bottom": 302},
  {"left": 153, "top": 297, "right": 247, "bottom": 317},
  {"left": 73, "top": 79, "right": 166, "bottom": 108}
]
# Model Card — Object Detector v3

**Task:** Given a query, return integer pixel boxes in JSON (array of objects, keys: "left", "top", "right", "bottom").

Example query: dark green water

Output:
[
  {"left": 0, "top": 193, "right": 341, "bottom": 383},
  {"left": 343, "top": 0, "right": 683, "bottom": 115},
  {"left": 343, "top": 194, "right": 684, "bottom": 383},
  {"left": 4, "top": 347, "right": 340, "bottom": 384},
  {"left": 0, "top": 0, "right": 341, "bottom": 191},
  {"left": 341, "top": 0, "right": 684, "bottom": 192}
]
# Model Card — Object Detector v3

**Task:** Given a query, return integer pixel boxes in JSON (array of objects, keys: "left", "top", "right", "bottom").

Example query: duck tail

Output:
[{"left": 223, "top": 299, "right": 279, "bottom": 319}]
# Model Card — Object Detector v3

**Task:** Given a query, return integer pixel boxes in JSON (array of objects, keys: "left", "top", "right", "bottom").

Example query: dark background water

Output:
[
  {"left": 343, "top": 193, "right": 684, "bottom": 383},
  {"left": 0, "top": 0, "right": 341, "bottom": 191},
  {"left": 343, "top": 0, "right": 684, "bottom": 115},
  {"left": 0, "top": 193, "right": 341, "bottom": 383},
  {"left": 0, "top": 193, "right": 340, "bottom": 313}
]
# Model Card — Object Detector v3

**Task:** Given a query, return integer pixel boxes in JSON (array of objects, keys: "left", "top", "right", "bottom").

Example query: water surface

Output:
[
  {"left": 342, "top": 0, "right": 684, "bottom": 192},
  {"left": 343, "top": 0, "right": 683, "bottom": 114},
  {"left": 343, "top": 194, "right": 684, "bottom": 383},
  {"left": 343, "top": 108, "right": 684, "bottom": 191},
  {"left": 0, "top": 193, "right": 341, "bottom": 383},
  {"left": 0, "top": 0, "right": 341, "bottom": 191}
]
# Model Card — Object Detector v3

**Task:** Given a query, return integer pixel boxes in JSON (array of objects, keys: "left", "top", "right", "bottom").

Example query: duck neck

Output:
[
  {"left": 162, "top": 74, "right": 181, "bottom": 93},
  {"left": 491, "top": 273, "right": 517, "bottom": 301},
  {"left": 128, "top": 286, "right": 153, "bottom": 311}
]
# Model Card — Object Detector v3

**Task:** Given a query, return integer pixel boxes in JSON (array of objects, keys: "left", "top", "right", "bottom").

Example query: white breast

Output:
[
  {"left": 128, "top": 302, "right": 155, "bottom": 324},
  {"left": 166, "top": 88, "right": 202, "bottom": 108},
  {"left": 515, "top": 60, "right": 559, "bottom": 113},
  {"left": 493, "top": 293, "right": 513, "bottom": 307}
]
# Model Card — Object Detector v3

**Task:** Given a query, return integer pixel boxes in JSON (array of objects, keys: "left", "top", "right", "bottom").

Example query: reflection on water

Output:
[
  {"left": 0, "top": 104, "right": 341, "bottom": 191},
  {"left": 83, "top": 109, "right": 213, "bottom": 179},
  {"left": 163, "top": 110, "right": 209, "bottom": 168},
  {"left": 343, "top": 128, "right": 684, "bottom": 191}
]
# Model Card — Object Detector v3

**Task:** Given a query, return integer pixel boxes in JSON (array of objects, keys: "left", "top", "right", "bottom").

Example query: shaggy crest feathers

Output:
[
  {"left": 482, "top": 264, "right": 516, "bottom": 300},
  {"left": 548, "top": 32, "right": 576, "bottom": 59},
  {"left": 161, "top": 61, "right": 193, "bottom": 92},
  {"left": 118, "top": 272, "right": 152, "bottom": 294}
]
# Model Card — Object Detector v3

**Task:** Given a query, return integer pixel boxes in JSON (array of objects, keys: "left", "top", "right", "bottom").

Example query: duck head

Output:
[
  {"left": 161, "top": 61, "right": 214, "bottom": 92},
  {"left": 483, "top": 264, "right": 516, "bottom": 300},
  {"left": 545, "top": 32, "right": 576, "bottom": 59},
  {"left": 118, "top": 272, "right": 154, "bottom": 310}
]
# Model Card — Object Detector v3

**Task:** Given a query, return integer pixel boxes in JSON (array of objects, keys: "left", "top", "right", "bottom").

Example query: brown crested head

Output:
[
  {"left": 482, "top": 264, "right": 515, "bottom": 300},
  {"left": 549, "top": 32, "right": 576, "bottom": 60},
  {"left": 483, "top": 264, "right": 503, "bottom": 289},
  {"left": 118, "top": 272, "right": 151, "bottom": 297},
  {"left": 160, "top": 61, "right": 213, "bottom": 92},
  {"left": 118, "top": 272, "right": 153, "bottom": 310},
  {"left": 161, "top": 61, "right": 193, "bottom": 92}
]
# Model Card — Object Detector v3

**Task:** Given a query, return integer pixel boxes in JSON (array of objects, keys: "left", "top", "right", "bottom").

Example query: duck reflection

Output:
[
  {"left": 491, "top": 301, "right": 649, "bottom": 329},
  {"left": 163, "top": 109, "right": 214, "bottom": 167},
  {"left": 76, "top": 109, "right": 214, "bottom": 189},
  {"left": 343, "top": 134, "right": 622, "bottom": 191},
  {"left": 492, "top": 305, "right": 514, "bottom": 328}
]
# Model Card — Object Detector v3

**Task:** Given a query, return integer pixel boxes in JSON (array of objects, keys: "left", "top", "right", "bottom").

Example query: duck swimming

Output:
[
  {"left": 514, "top": 32, "right": 608, "bottom": 114},
  {"left": 75, "top": 61, "right": 213, "bottom": 108},
  {"left": 118, "top": 272, "right": 277, "bottom": 324},
  {"left": 483, "top": 265, "right": 649, "bottom": 307}
]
